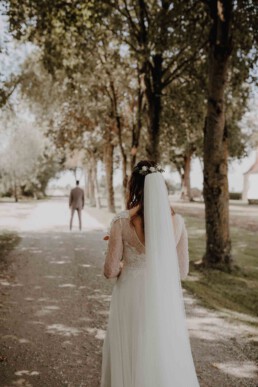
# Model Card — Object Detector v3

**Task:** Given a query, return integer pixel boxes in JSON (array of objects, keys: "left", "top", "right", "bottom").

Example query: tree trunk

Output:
[
  {"left": 130, "top": 68, "right": 144, "bottom": 171},
  {"left": 92, "top": 160, "right": 101, "bottom": 209},
  {"left": 130, "top": 142, "right": 137, "bottom": 172},
  {"left": 88, "top": 166, "right": 95, "bottom": 207},
  {"left": 115, "top": 112, "right": 128, "bottom": 209},
  {"left": 14, "top": 181, "right": 18, "bottom": 202},
  {"left": 121, "top": 155, "right": 128, "bottom": 209},
  {"left": 104, "top": 141, "right": 115, "bottom": 213},
  {"left": 145, "top": 55, "right": 163, "bottom": 162},
  {"left": 84, "top": 168, "right": 90, "bottom": 201},
  {"left": 202, "top": 0, "right": 233, "bottom": 270},
  {"left": 181, "top": 151, "right": 193, "bottom": 201},
  {"left": 108, "top": 78, "right": 128, "bottom": 209},
  {"left": 137, "top": 0, "right": 167, "bottom": 163}
]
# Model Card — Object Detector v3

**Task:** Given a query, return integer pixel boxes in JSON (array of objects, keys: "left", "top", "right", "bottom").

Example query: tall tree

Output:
[
  {"left": 202, "top": 0, "right": 258, "bottom": 270},
  {"left": 161, "top": 72, "right": 205, "bottom": 201},
  {"left": 104, "top": 0, "right": 208, "bottom": 161},
  {"left": 0, "top": 115, "right": 56, "bottom": 201},
  {"left": 161, "top": 45, "right": 252, "bottom": 203}
]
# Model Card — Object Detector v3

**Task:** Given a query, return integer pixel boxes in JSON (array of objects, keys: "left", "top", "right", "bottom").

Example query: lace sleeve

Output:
[
  {"left": 103, "top": 218, "right": 123, "bottom": 279},
  {"left": 175, "top": 216, "right": 189, "bottom": 280}
]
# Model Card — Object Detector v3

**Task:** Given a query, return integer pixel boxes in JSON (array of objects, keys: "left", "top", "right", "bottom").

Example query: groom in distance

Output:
[{"left": 69, "top": 180, "right": 85, "bottom": 230}]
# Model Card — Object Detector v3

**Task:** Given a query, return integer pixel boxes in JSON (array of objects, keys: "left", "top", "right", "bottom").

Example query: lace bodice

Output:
[{"left": 103, "top": 210, "right": 189, "bottom": 280}]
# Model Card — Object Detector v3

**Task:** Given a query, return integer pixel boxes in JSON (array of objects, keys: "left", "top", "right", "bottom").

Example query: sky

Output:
[{"left": 0, "top": 12, "right": 35, "bottom": 83}]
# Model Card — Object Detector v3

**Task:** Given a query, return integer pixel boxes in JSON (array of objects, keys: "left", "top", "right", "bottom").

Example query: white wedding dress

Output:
[{"left": 101, "top": 173, "right": 199, "bottom": 387}]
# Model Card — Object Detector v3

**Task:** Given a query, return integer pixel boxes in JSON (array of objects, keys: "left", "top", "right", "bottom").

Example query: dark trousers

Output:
[{"left": 70, "top": 208, "right": 82, "bottom": 230}]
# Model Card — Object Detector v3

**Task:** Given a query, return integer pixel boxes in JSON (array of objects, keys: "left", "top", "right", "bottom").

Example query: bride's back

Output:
[{"left": 106, "top": 209, "right": 187, "bottom": 275}]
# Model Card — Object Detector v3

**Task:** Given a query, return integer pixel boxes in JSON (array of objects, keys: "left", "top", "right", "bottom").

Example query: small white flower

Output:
[
  {"left": 142, "top": 166, "right": 148, "bottom": 171},
  {"left": 149, "top": 167, "right": 156, "bottom": 172}
]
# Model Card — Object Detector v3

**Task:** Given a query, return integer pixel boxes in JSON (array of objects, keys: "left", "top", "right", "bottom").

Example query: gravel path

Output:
[{"left": 0, "top": 199, "right": 257, "bottom": 387}]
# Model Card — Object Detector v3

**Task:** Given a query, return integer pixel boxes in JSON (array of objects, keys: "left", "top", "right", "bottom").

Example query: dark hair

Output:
[
  {"left": 76, "top": 180, "right": 80, "bottom": 185},
  {"left": 126, "top": 160, "right": 174, "bottom": 228},
  {"left": 126, "top": 160, "right": 157, "bottom": 227}
]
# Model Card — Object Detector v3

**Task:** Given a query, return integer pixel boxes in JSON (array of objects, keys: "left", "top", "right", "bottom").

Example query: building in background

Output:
[{"left": 242, "top": 148, "right": 258, "bottom": 203}]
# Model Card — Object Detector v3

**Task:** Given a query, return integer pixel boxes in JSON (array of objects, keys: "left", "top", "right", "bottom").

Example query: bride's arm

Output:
[
  {"left": 103, "top": 219, "right": 123, "bottom": 279},
  {"left": 176, "top": 218, "right": 189, "bottom": 280}
]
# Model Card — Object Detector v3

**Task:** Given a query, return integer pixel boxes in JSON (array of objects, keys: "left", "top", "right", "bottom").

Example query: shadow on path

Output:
[{"left": 0, "top": 199, "right": 257, "bottom": 386}]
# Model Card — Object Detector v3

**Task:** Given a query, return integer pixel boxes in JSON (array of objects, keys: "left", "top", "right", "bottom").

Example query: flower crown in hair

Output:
[{"left": 135, "top": 164, "right": 164, "bottom": 176}]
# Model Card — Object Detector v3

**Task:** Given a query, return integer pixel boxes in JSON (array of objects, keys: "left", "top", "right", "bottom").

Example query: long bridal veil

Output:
[{"left": 141, "top": 172, "right": 199, "bottom": 387}]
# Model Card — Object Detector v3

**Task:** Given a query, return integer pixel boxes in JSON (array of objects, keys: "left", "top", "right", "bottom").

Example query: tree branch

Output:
[{"left": 162, "top": 40, "right": 208, "bottom": 88}]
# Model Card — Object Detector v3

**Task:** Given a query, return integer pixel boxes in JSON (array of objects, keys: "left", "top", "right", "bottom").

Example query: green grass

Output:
[
  {"left": 183, "top": 216, "right": 258, "bottom": 320},
  {"left": 0, "top": 232, "right": 21, "bottom": 270}
]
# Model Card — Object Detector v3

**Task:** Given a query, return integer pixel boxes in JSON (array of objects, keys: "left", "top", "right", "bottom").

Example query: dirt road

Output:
[{"left": 0, "top": 199, "right": 257, "bottom": 387}]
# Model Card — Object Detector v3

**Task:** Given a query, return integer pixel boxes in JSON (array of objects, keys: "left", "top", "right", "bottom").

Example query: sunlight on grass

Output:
[{"left": 184, "top": 217, "right": 258, "bottom": 320}]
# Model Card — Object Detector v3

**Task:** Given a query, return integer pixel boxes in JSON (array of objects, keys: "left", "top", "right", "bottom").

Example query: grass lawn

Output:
[{"left": 184, "top": 216, "right": 258, "bottom": 321}]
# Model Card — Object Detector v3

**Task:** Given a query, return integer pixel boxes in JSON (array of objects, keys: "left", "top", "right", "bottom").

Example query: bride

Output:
[{"left": 101, "top": 160, "right": 199, "bottom": 387}]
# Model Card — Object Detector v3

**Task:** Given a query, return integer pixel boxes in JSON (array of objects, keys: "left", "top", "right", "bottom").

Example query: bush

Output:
[
  {"left": 248, "top": 199, "right": 258, "bottom": 205},
  {"left": 229, "top": 192, "right": 242, "bottom": 200}
]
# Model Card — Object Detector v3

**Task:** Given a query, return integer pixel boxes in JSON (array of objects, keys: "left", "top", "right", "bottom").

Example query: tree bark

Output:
[
  {"left": 84, "top": 168, "right": 90, "bottom": 201},
  {"left": 145, "top": 55, "right": 163, "bottom": 162},
  {"left": 121, "top": 156, "right": 128, "bottom": 209},
  {"left": 115, "top": 110, "right": 128, "bottom": 209},
  {"left": 108, "top": 78, "right": 128, "bottom": 208},
  {"left": 14, "top": 181, "right": 18, "bottom": 202},
  {"left": 137, "top": 0, "right": 168, "bottom": 162},
  {"left": 88, "top": 166, "right": 95, "bottom": 207},
  {"left": 202, "top": 0, "right": 233, "bottom": 270},
  {"left": 180, "top": 151, "right": 193, "bottom": 201},
  {"left": 130, "top": 69, "right": 144, "bottom": 171},
  {"left": 92, "top": 160, "right": 101, "bottom": 209},
  {"left": 104, "top": 141, "right": 115, "bottom": 213}
]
